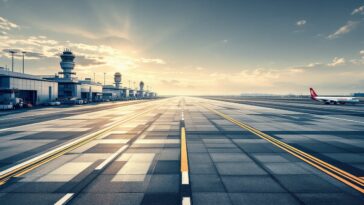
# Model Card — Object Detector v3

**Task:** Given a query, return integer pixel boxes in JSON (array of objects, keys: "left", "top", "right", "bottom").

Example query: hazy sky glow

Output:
[{"left": 1, "top": 0, "right": 364, "bottom": 95}]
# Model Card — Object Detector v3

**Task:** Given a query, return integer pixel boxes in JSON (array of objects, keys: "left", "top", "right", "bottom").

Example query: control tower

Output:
[
  {"left": 59, "top": 49, "right": 76, "bottom": 80},
  {"left": 139, "top": 81, "right": 144, "bottom": 91},
  {"left": 114, "top": 72, "right": 122, "bottom": 88}
]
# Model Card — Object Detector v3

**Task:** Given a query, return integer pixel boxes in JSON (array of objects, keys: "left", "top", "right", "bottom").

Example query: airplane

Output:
[{"left": 310, "top": 88, "right": 360, "bottom": 105}]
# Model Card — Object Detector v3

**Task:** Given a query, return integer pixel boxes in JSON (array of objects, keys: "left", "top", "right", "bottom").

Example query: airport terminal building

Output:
[
  {"left": 102, "top": 72, "right": 124, "bottom": 100},
  {"left": 0, "top": 49, "right": 156, "bottom": 107},
  {"left": 0, "top": 68, "right": 58, "bottom": 105},
  {"left": 44, "top": 50, "right": 103, "bottom": 102}
]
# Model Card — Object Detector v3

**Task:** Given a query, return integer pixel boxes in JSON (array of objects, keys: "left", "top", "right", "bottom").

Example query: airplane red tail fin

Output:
[{"left": 310, "top": 88, "right": 318, "bottom": 100}]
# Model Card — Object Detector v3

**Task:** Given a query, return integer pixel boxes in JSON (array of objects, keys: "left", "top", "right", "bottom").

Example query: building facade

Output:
[
  {"left": 45, "top": 50, "right": 103, "bottom": 102},
  {"left": 0, "top": 69, "right": 58, "bottom": 105}
]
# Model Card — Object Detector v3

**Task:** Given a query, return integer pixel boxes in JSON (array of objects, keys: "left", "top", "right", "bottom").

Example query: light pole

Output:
[
  {"left": 8, "top": 50, "right": 17, "bottom": 72},
  {"left": 104, "top": 72, "right": 106, "bottom": 85},
  {"left": 22, "top": 51, "right": 26, "bottom": 74},
  {"left": 93, "top": 72, "right": 96, "bottom": 83}
]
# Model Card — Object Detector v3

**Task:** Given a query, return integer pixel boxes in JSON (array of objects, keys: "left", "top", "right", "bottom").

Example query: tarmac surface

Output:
[{"left": 0, "top": 97, "right": 363, "bottom": 205}]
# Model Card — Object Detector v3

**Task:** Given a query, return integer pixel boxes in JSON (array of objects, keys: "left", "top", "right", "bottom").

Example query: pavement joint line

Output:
[
  {"left": 202, "top": 104, "right": 364, "bottom": 194},
  {"left": 95, "top": 145, "right": 129, "bottom": 170},
  {"left": 0, "top": 100, "right": 151, "bottom": 132},
  {"left": 61, "top": 107, "right": 165, "bottom": 205},
  {"left": 232, "top": 114, "right": 364, "bottom": 187},
  {"left": 203, "top": 102, "right": 364, "bottom": 186},
  {"left": 0, "top": 103, "right": 161, "bottom": 185},
  {"left": 319, "top": 116, "right": 364, "bottom": 124},
  {"left": 218, "top": 97, "right": 364, "bottom": 113},
  {"left": 210, "top": 98, "right": 364, "bottom": 125},
  {"left": 204, "top": 101, "right": 364, "bottom": 186},
  {"left": 54, "top": 193, "right": 74, "bottom": 205},
  {"left": 182, "top": 197, "right": 191, "bottom": 205}
]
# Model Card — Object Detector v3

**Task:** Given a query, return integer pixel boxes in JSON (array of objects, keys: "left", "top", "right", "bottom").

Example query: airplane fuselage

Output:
[{"left": 313, "top": 96, "right": 360, "bottom": 104}]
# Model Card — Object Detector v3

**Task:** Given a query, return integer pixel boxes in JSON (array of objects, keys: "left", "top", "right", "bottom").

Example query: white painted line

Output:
[
  {"left": 95, "top": 145, "right": 129, "bottom": 170},
  {"left": 0, "top": 127, "right": 10, "bottom": 132},
  {"left": 102, "top": 121, "right": 115, "bottom": 128},
  {"left": 320, "top": 116, "right": 364, "bottom": 124},
  {"left": 54, "top": 193, "right": 74, "bottom": 205},
  {"left": 134, "top": 139, "right": 179, "bottom": 144},
  {"left": 0, "top": 108, "right": 147, "bottom": 177},
  {"left": 182, "top": 171, "right": 189, "bottom": 185},
  {"left": 181, "top": 111, "right": 184, "bottom": 121},
  {"left": 182, "top": 197, "right": 191, "bottom": 205}
]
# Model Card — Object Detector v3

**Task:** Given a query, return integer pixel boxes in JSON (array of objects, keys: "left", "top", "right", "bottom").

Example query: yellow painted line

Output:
[
  {"left": 180, "top": 127, "right": 188, "bottom": 172},
  {"left": 202, "top": 105, "right": 364, "bottom": 194},
  {"left": 0, "top": 103, "right": 161, "bottom": 185}
]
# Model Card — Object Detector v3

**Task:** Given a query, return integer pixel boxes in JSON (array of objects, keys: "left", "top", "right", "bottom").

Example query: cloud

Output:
[
  {"left": 0, "top": 16, "right": 19, "bottom": 31},
  {"left": 161, "top": 79, "right": 180, "bottom": 86},
  {"left": 76, "top": 56, "right": 106, "bottom": 67},
  {"left": 289, "top": 68, "right": 305, "bottom": 73},
  {"left": 291, "top": 57, "right": 347, "bottom": 70},
  {"left": 2, "top": 49, "right": 48, "bottom": 60},
  {"left": 160, "top": 79, "right": 195, "bottom": 89},
  {"left": 96, "top": 36, "right": 132, "bottom": 48},
  {"left": 351, "top": 51, "right": 364, "bottom": 65},
  {"left": 296, "top": 20, "right": 306, "bottom": 26},
  {"left": 292, "top": 62, "right": 323, "bottom": 70},
  {"left": 138, "top": 58, "right": 166, "bottom": 64},
  {"left": 327, "top": 21, "right": 359, "bottom": 39},
  {"left": 350, "top": 59, "right": 364, "bottom": 65},
  {"left": 327, "top": 57, "right": 345, "bottom": 67},
  {"left": 351, "top": 6, "right": 364, "bottom": 15},
  {"left": 23, "top": 51, "right": 45, "bottom": 59},
  {"left": 306, "top": 62, "right": 323, "bottom": 68}
]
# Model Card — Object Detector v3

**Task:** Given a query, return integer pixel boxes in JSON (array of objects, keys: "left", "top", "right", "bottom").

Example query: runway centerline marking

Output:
[
  {"left": 202, "top": 104, "right": 364, "bottom": 194},
  {"left": 182, "top": 197, "right": 191, "bottom": 205},
  {"left": 180, "top": 127, "right": 189, "bottom": 174},
  {"left": 180, "top": 106, "right": 192, "bottom": 204}
]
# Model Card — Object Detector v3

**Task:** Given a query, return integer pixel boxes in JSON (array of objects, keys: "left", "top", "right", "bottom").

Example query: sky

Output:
[{"left": 0, "top": 0, "right": 364, "bottom": 95}]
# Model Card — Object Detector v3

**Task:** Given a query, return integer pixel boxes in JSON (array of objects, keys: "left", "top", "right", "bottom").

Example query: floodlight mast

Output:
[
  {"left": 22, "top": 51, "right": 26, "bottom": 73},
  {"left": 8, "top": 50, "right": 17, "bottom": 72}
]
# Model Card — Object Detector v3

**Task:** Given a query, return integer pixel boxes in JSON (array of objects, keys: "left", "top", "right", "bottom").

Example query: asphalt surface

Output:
[
  {"left": 0, "top": 97, "right": 363, "bottom": 205},
  {"left": 0, "top": 100, "right": 148, "bottom": 129}
]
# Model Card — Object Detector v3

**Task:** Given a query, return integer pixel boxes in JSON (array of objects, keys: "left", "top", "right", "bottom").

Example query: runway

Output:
[{"left": 0, "top": 97, "right": 363, "bottom": 205}]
